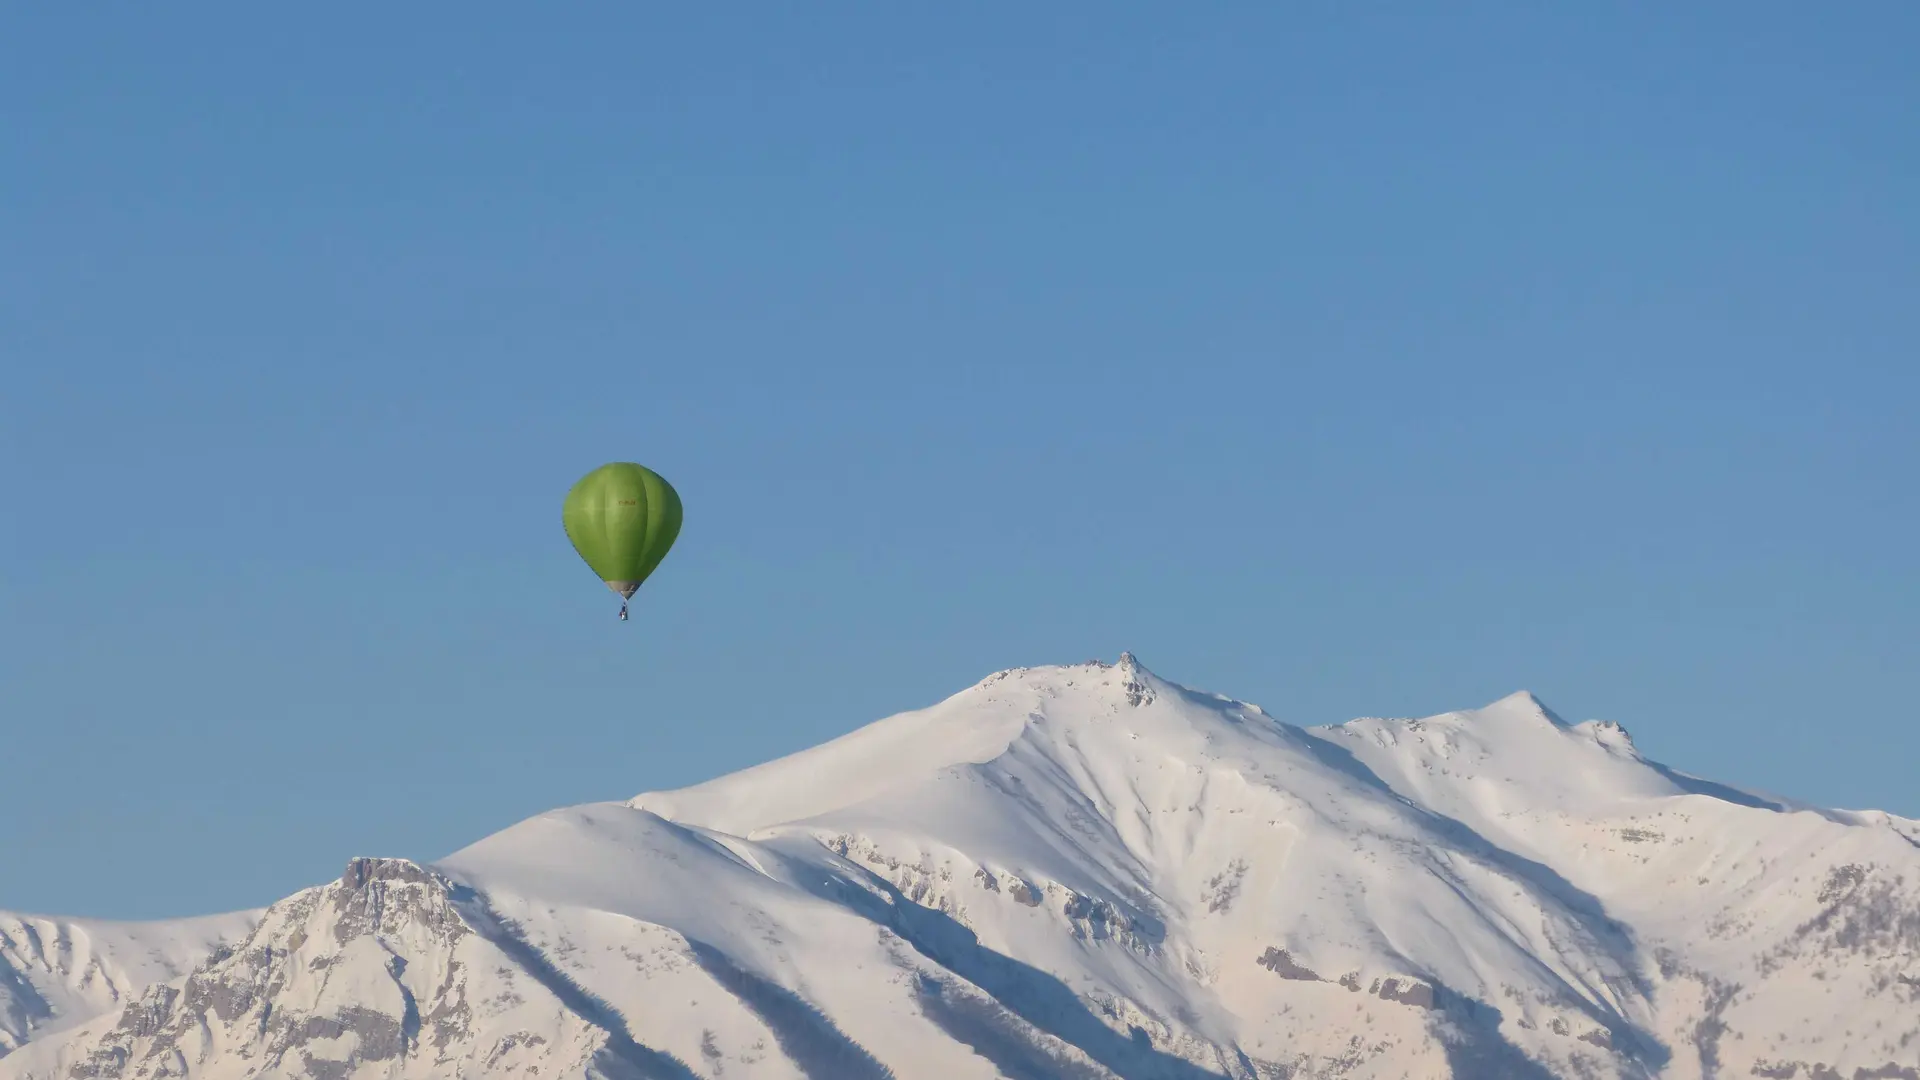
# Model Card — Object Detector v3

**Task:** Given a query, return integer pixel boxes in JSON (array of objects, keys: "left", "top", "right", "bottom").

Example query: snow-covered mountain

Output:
[
  {"left": 1, "top": 911, "right": 257, "bottom": 1057},
  {"left": 4, "top": 655, "right": 1916, "bottom": 1079}
]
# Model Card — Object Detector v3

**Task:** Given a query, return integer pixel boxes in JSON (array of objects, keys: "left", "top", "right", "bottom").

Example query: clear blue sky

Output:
[{"left": 4, "top": 5, "right": 1914, "bottom": 919}]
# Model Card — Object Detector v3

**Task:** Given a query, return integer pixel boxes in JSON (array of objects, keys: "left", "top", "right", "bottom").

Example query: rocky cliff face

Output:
[{"left": 6, "top": 656, "right": 1917, "bottom": 1078}]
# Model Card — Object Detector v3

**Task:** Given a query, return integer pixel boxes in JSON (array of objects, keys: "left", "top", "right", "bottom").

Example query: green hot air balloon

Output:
[{"left": 562, "top": 462, "right": 683, "bottom": 621}]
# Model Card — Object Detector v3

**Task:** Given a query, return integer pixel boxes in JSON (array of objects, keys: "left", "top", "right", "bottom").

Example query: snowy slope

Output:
[
  {"left": 1317, "top": 695, "right": 1920, "bottom": 1077},
  {"left": 0, "top": 910, "right": 257, "bottom": 1056},
  {"left": 5, "top": 654, "right": 1916, "bottom": 1079}
]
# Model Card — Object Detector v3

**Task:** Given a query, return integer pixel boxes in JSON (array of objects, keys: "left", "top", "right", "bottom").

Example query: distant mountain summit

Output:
[{"left": 6, "top": 656, "right": 1917, "bottom": 1078}]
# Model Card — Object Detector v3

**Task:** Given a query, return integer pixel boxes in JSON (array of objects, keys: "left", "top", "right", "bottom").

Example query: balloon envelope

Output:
[{"left": 562, "top": 463, "right": 683, "bottom": 599}]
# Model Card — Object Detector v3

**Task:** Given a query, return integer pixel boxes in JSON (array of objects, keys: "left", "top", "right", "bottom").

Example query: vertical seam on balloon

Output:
[
  {"left": 643, "top": 470, "right": 668, "bottom": 581},
  {"left": 635, "top": 468, "right": 655, "bottom": 582}
]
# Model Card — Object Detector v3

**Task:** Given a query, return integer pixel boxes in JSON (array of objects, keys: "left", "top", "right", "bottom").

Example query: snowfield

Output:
[{"left": 4, "top": 655, "right": 1916, "bottom": 1078}]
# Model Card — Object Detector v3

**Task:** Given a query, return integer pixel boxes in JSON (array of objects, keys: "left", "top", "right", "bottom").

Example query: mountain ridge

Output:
[{"left": 5, "top": 655, "right": 1916, "bottom": 1079}]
